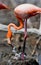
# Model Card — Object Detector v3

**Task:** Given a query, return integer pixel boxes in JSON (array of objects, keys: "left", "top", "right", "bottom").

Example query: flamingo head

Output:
[{"left": 6, "top": 30, "right": 12, "bottom": 44}]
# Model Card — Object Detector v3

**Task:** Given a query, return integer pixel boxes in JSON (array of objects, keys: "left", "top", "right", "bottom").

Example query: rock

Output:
[
  {"left": 7, "top": 59, "right": 12, "bottom": 65},
  {"left": 38, "top": 54, "right": 41, "bottom": 65},
  {"left": 12, "top": 47, "right": 17, "bottom": 54}
]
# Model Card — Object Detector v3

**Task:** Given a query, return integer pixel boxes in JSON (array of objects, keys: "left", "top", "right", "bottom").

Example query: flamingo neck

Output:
[
  {"left": 8, "top": 19, "right": 24, "bottom": 30},
  {"left": 7, "top": 18, "right": 23, "bottom": 38}
]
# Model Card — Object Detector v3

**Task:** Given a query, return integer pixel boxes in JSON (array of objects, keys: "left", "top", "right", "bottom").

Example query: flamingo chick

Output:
[{"left": 6, "top": 4, "right": 41, "bottom": 58}]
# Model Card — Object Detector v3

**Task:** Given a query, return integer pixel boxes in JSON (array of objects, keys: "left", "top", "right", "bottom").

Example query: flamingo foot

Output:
[
  {"left": 20, "top": 53, "right": 25, "bottom": 60},
  {"left": 20, "top": 52, "right": 27, "bottom": 60}
]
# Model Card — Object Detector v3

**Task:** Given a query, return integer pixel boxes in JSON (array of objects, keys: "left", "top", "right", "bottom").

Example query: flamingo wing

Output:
[{"left": 0, "top": 2, "right": 10, "bottom": 9}]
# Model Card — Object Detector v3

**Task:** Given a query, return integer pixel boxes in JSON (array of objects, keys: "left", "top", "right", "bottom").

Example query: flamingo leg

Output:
[
  {"left": 21, "top": 19, "right": 27, "bottom": 60},
  {"left": 23, "top": 19, "right": 27, "bottom": 53}
]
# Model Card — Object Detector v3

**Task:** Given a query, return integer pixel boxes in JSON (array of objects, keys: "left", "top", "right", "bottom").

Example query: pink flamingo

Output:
[{"left": 6, "top": 4, "right": 41, "bottom": 59}]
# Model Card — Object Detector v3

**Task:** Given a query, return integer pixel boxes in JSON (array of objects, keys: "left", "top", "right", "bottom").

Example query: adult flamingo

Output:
[{"left": 6, "top": 3, "right": 41, "bottom": 59}]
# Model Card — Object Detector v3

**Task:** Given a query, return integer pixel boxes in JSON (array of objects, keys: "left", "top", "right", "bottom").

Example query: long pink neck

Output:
[{"left": 8, "top": 18, "right": 24, "bottom": 31}]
